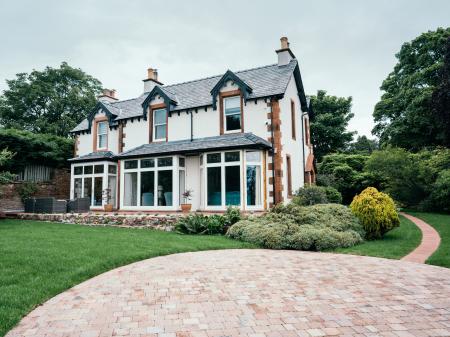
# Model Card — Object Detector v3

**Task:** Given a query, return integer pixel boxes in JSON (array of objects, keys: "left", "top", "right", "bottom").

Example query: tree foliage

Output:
[
  {"left": 373, "top": 27, "right": 450, "bottom": 149},
  {"left": 0, "top": 62, "right": 102, "bottom": 137},
  {"left": 309, "top": 90, "right": 355, "bottom": 160},
  {"left": 346, "top": 135, "right": 378, "bottom": 154},
  {"left": 0, "top": 129, "right": 73, "bottom": 171},
  {"left": 0, "top": 149, "right": 16, "bottom": 185}
]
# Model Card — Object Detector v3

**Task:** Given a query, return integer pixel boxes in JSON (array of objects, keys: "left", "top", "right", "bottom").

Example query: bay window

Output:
[
  {"left": 121, "top": 155, "right": 181, "bottom": 209},
  {"left": 245, "top": 151, "right": 262, "bottom": 207},
  {"left": 224, "top": 96, "right": 241, "bottom": 132}
]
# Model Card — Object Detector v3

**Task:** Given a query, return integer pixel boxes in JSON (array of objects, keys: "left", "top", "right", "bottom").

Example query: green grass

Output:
[
  {"left": 332, "top": 215, "right": 422, "bottom": 259},
  {"left": 405, "top": 211, "right": 450, "bottom": 268},
  {"left": 0, "top": 220, "right": 254, "bottom": 337}
]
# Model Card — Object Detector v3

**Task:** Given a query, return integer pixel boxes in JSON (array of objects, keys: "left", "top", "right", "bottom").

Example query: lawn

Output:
[
  {"left": 332, "top": 214, "right": 422, "bottom": 259},
  {"left": 405, "top": 211, "right": 450, "bottom": 268},
  {"left": 0, "top": 219, "right": 254, "bottom": 337}
]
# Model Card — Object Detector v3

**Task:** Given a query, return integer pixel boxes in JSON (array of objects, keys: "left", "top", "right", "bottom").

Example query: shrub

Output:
[
  {"left": 293, "top": 185, "right": 342, "bottom": 206},
  {"left": 350, "top": 187, "right": 400, "bottom": 239},
  {"left": 227, "top": 203, "right": 364, "bottom": 251},
  {"left": 223, "top": 206, "right": 241, "bottom": 226},
  {"left": 175, "top": 214, "right": 224, "bottom": 235},
  {"left": 17, "top": 181, "right": 38, "bottom": 203},
  {"left": 420, "top": 169, "right": 450, "bottom": 212}
]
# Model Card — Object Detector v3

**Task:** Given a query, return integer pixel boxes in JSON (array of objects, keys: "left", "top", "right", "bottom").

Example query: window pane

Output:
[
  {"left": 246, "top": 165, "right": 261, "bottom": 206},
  {"left": 226, "top": 114, "right": 241, "bottom": 131},
  {"left": 225, "top": 166, "right": 240, "bottom": 206},
  {"left": 84, "top": 177, "right": 92, "bottom": 204},
  {"left": 157, "top": 170, "right": 173, "bottom": 206},
  {"left": 94, "top": 177, "right": 103, "bottom": 206},
  {"left": 207, "top": 167, "right": 221, "bottom": 206},
  {"left": 179, "top": 157, "right": 185, "bottom": 167},
  {"left": 84, "top": 165, "right": 93, "bottom": 174},
  {"left": 154, "top": 109, "right": 167, "bottom": 124},
  {"left": 74, "top": 178, "right": 82, "bottom": 198},
  {"left": 124, "top": 160, "right": 138, "bottom": 169},
  {"left": 225, "top": 151, "right": 240, "bottom": 162},
  {"left": 141, "top": 159, "right": 155, "bottom": 168},
  {"left": 98, "top": 121, "right": 107, "bottom": 134},
  {"left": 179, "top": 170, "right": 186, "bottom": 204},
  {"left": 141, "top": 171, "right": 155, "bottom": 206},
  {"left": 207, "top": 153, "right": 221, "bottom": 164},
  {"left": 124, "top": 172, "right": 137, "bottom": 206},
  {"left": 108, "top": 165, "right": 117, "bottom": 174},
  {"left": 107, "top": 176, "right": 116, "bottom": 207},
  {"left": 158, "top": 157, "right": 173, "bottom": 167},
  {"left": 74, "top": 167, "right": 83, "bottom": 175},
  {"left": 246, "top": 151, "right": 261, "bottom": 162},
  {"left": 94, "top": 164, "right": 104, "bottom": 174},
  {"left": 155, "top": 125, "right": 166, "bottom": 140},
  {"left": 98, "top": 134, "right": 107, "bottom": 148},
  {"left": 224, "top": 96, "right": 240, "bottom": 115}
]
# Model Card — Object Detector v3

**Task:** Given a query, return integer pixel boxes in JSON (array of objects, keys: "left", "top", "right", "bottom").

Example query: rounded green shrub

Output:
[
  {"left": 293, "top": 185, "right": 342, "bottom": 206},
  {"left": 350, "top": 187, "right": 400, "bottom": 239},
  {"left": 324, "top": 186, "right": 343, "bottom": 204},
  {"left": 227, "top": 203, "right": 364, "bottom": 251}
]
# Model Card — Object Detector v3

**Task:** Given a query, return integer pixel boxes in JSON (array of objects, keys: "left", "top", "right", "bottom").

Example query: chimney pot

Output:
[
  {"left": 147, "top": 68, "right": 158, "bottom": 81},
  {"left": 280, "top": 36, "right": 289, "bottom": 49},
  {"left": 98, "top": 88, "right": 118, "bottom": 102}
]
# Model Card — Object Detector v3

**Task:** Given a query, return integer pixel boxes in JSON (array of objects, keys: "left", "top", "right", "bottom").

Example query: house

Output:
[{"left": 69, "top": 37, "right": 315, "bottom": 212}]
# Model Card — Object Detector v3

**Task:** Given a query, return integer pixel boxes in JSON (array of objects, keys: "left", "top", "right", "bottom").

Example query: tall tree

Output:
[
  {"left": 373, "top": 27, "right": 450, "bottom": 149},
  {"left": 431, "top": 36, "right": 450, "bottom": 147},
  {"left": 0, "top": 62, "right": 102, "bottom": 137},
  {"left": 346, "top": 135, "right": 379, "bottom": 154},
  {"left": 309, "top": 90, "right": 355, "bottom": 161}
]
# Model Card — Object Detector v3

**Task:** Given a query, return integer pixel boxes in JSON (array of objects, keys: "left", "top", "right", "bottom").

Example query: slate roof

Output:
[
  {"left": 116, "top": 133, "right": 272, "bottom": 159},
  {"left": 69, "top": 151, "right": 116, "bottom": 162},
  {"left": 71, "top": 60, "right": 298, "bottom": 132}
]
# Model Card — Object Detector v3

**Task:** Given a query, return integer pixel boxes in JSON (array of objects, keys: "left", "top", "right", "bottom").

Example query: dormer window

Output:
[
  {"left": 224, "top": 96, "right": 241, "bottom": 132},
  {"left": 97, "top": 121, "right": 108, "bottom": 149},
  {"left": 153, "top": 108, "right": 167, "bottom": 141}
]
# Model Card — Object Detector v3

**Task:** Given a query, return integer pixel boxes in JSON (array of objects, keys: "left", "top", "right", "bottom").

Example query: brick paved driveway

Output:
[{"left": 7, "top": 250, "right": 450, "bottom": 337}]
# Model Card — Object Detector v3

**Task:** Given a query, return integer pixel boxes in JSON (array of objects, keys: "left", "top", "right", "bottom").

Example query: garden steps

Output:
[{"left": 401, "top": 212, "right": 441, "bottom": 264}]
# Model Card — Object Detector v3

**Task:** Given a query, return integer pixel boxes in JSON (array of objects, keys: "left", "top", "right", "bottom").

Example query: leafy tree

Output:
[
  {"left": 309, "top": 90, "right": 355, "bottom": 161},
  {"left": 0, "top": 128, "right": 73, "bottom": 171},
  {"left": 0, "top": 149, "right": 15, "bottom": 185},
  {"left": 317, "top": 153, "right": 378, "bottom": 204},
  {"left": 0, "top": 62, "right": 102, "bottom": 137},
  {"left": 373, "top": 27, "right": 450, "bottom": 149},
  {"left": 431, "top": 36, "right": 450, "bottom": 147},
  {"left": 346, "top": 135, "right": 378, "bottom": 154}
]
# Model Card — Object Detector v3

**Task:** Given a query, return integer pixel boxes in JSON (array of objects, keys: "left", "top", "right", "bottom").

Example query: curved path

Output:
[
  {"left": 7, "top": 250, "right": 450, "bottom": 337},
  {"left": 401, "top": 212, "right": 441, "bottom": 264}
]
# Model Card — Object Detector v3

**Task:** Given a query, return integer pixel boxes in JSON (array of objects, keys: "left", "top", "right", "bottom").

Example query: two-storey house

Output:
[{"left": 69, "top": 37, "right": 315, "bottom": 212}]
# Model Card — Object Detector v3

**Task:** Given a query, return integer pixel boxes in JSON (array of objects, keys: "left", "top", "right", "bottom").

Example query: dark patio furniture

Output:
[
  {"left": 34, "top": 197, "right": 67, "bottom": 214},
  {"left": 67, "top": 197, "right": 90, "bottom": 213},
  {"left": 24, "top": 198, "right": 36, "bottom": 213}
]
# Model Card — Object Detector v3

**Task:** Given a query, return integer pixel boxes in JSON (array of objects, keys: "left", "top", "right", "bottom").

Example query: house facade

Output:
[{"left": 69, "top": 37, "right": 315, "bottom": 212}]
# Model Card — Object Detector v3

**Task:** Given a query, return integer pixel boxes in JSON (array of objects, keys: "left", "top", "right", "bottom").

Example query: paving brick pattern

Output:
[
  {"left": 6, "top": 250, "right": 450, "bottom": 337},
  {"left": 401, "top": 213, "right": 441, "bottom": 264}
]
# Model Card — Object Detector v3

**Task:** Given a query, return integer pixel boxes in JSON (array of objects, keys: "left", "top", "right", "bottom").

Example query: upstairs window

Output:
[
  {"left": 153, "top": 108, "right": 167, "bottom": 141},
  {"left": 224, "top": 96, "right": 241, "bottom": 131},
  {"left": 97, "top": 121, "right": 108, "bottom": 149}
]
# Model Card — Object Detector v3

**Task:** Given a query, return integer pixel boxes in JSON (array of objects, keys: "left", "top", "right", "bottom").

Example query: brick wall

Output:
[{"left": 0, "top": 168, "right": 70, "bottom": 212}]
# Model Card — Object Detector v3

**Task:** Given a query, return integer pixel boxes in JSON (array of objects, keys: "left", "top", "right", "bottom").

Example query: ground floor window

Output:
[
  {"left": 121, "top": 155, "right": 182, "bottom": 209},
  {"left": 203, "top": 150, "right": 263, "bottom": 209},
  {"left": 71, "top": 162, "right": 117, "bottom": 207}
]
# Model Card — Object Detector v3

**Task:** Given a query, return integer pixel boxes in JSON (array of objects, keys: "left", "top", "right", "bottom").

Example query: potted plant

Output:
[
  {"left": 102, "top": 188, "right": 113, "bottom": 212},
  {"left": 180, "top": 189, "right": 193, "bottom": 213}
]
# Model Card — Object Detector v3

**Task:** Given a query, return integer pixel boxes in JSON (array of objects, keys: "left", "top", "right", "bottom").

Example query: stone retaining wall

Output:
[{"left": 16, "top": 212, "right": 181, "bottom": 231}]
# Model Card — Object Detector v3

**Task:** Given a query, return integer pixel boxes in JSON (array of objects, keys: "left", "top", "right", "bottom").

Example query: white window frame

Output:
[
  {"left": 97, "top": 121, "right": 108, "bottom": 150},
  {"left": 119, "top": 155, "right": 181, "bottom": 211},
  {"left": 153, "top": 108, "right": 167, "bottom": 141},
  {"left": 244, "top": 151, "right": 264, "bottom": 210},
  {"left": 223, "top": 96, "right": 242, "bottom": 133},
  {"left": 70, "top": 161, "right": 117, "bottom": 209}
]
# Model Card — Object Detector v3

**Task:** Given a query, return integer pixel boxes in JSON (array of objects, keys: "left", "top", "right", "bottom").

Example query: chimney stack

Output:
[
  {"left": 143, "top": 67, "right": 163, "bottom": 93},
  {"left": 276, "top": 36, "right": 295, "bottom": 66},
  {"left": 98, "top": 88, "right": 118, "bottom": 102}
]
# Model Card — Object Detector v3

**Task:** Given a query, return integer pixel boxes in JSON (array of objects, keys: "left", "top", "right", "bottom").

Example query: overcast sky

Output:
[{"left": 0, "top": 0, "right": 448, "bottom": 137}]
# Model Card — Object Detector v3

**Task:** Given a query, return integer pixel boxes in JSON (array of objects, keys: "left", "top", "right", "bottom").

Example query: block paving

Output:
[{"left": 6, "top": 250, "right": 450, "bottom": 337}]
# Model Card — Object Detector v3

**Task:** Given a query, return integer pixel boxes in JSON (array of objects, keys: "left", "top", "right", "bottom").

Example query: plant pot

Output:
[
  {"left": 181, "top": 203, "right": 192, "bottom": 213},
  {"left": 104, "top": 204, "right": 113, "bottom": 212}
]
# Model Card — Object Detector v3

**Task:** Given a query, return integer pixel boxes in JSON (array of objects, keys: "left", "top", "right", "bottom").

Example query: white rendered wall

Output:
[
  {"left": 279, "top": 76, "right": 305, "bottom": 201},
  {"left": 185, "top": 156, "right": 201, "bottom": 210}
]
